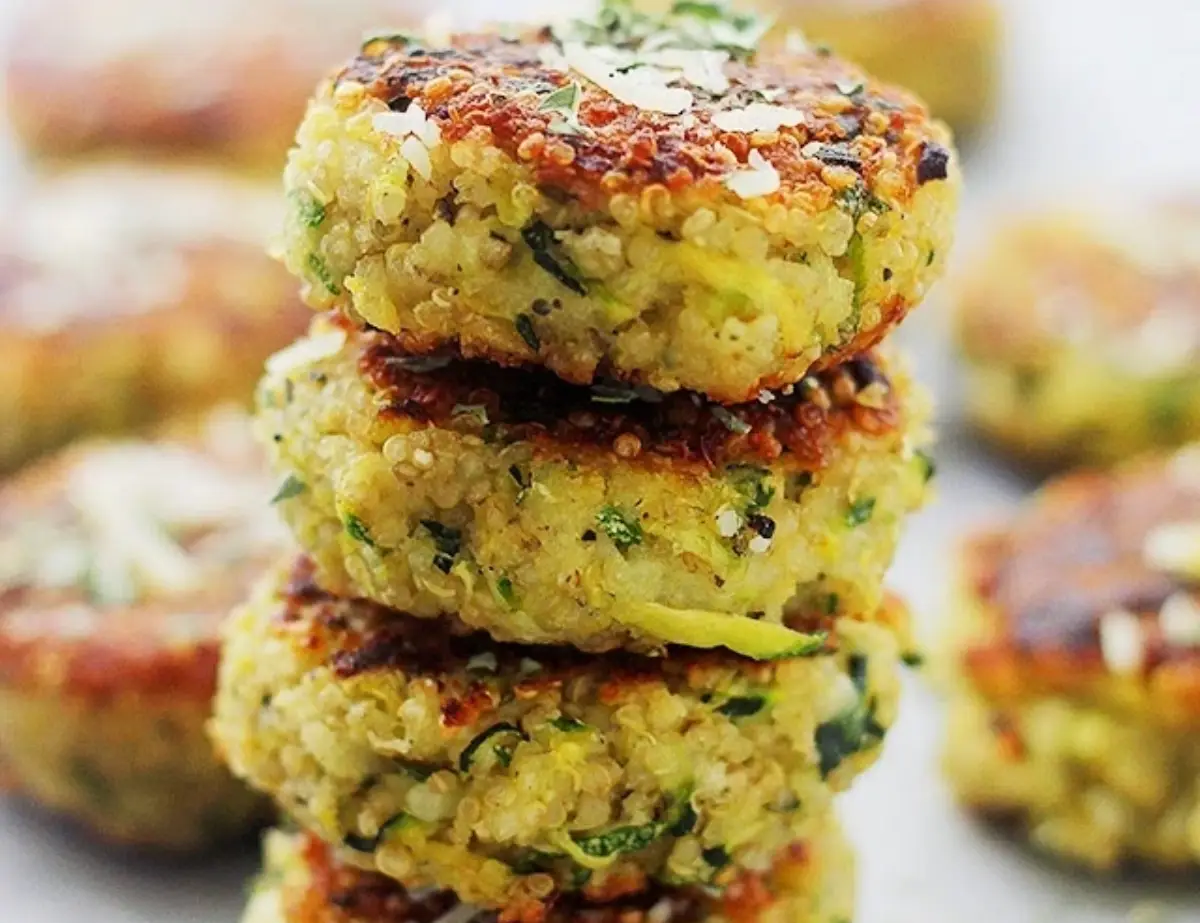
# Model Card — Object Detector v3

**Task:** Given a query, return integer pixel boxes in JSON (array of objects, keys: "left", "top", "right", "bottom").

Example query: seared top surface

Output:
[
  {"left": 963, "top": 449, "right": 1200, "bottom": 681},
  {"left": 350, "top": 317, "right": 905, "bottom": 471},
  {"left": 336, "top": 2, "right": 952, "bottom": 210}
]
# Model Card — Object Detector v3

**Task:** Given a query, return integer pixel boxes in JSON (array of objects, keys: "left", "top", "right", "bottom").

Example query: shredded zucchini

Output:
[{"left": 613, "top": 601, "right": 825, "bottom": 660}]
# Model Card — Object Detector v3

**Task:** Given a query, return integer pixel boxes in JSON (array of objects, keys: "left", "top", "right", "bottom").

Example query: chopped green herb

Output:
[
  {"left": 837, "top": 184, "right": 888, "bottom": 222},
  {"left": 702, "top": 846, "right": 731, "bottom": 868},
  {"left": 271, "top": 475, "right": 307, "bottom": 504},
  {"left": 307, "top": 253, "right": 341, "bottom": 295},
  {"left": 815, "top": 657, "right": 885, "bottom": 777},
  {"left": 915, "top": 449, "right": 937, "bottom": 483},
  {"left": 290, "top": 189, "right": 327, "bottom": 228},
  {"left": 515, "top": 313, "right": 541, "bottom": 351},
  {"left": 540, "top": 81, "right": 588, "bottom": 136},
  {"left": 668, "top": 801, "right": 698, "bottom": 836},
  {"left": 494, "top": 745, "right": 514, "bottom": 768},
  {"left": 421, "top": 520, "right": 462, "bottom": 573},
  {"left": 902, "top": 651, "right": 925, "bottom": 668},
  {"left": 496, "top": 576, "right": 517, "bottom": 607},
  {"left": 509, "top": 465, "right": 532, "bottom": 503},
  {"left": 572, "top": 821, "right": 664, "bottom": 859},
  {"left": 711, "top": 405, "right": 751, "bottom": 435},
  {"left": 521, "top": 221, "right": 587, "bottom": 296},
  {"left": 396, "top": 759, "right": 439, "bottom": 782},
  {"left": 845, "top": 497, "right": 876, "bottom": 527},
  {"left": 571, "top": 867, "right": 594, "bottom": 889},
  {"left": 836, "top": 79, "right": 865, "bottom": 98},
  {"left": 727, "top": 465, "right": 775, "bottom": 516},
  {"left": 459, "top": 722, "right": 528, "bottom": 771},
  {"left": 550, "top": 716, "right": 590, "bottom": 732},
  {"left": 344, "top": 813, "right": 409, "bottom": 853},
  {"left": 716, "top": 695, "right": 767, "bottom": 718},
  {"left": 824, "top": 593, "right": 840, "bottom": 616},
  {"left": 596, "top": 505, "right": 643, "bottom": 552},
  {"left": 344, "top": 513, "right": 376, "bottom": 547}
]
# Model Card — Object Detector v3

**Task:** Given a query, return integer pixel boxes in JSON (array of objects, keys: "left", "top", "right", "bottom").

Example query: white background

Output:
[{"left": 3, "top": 0, "right": 1200, "bottom": 920}]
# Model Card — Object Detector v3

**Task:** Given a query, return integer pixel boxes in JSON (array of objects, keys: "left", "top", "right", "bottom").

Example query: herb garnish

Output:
[
  {"left": 845, "top": 497, "right": 876, "bottom": 527},
  {"left": 291, "top": 190, "right": 327, "bottom": 229},
  {"left": 307, "top": 253, "right": 341, "bottom": 295},
  {"left": 421, "top": 520, "right": 462, "bottom": 573},
  {"left": 596, "top": 505, "right": 643, "bottom": 551},
  {"left": 271, "top": 475, "right": 307, "bottom": 504},
  {"left": 540, "top": 81, "right": 588, "bottom": 136},
  {"left": 344, "top": 513, "right": 376, "bottom": 547},
  {"left": 521, "top": 221, "right": 587, "bottom": 296}
]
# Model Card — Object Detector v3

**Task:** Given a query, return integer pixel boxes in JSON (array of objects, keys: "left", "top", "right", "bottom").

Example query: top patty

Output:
[
  {"left": 282, "top": 0, "right": 959, "bottom": 401},
  {"left": 957, "top": 446, "right": 1200, "bottom": 722}
]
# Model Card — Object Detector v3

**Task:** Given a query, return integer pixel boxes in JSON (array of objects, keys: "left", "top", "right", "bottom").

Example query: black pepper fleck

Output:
[{"left": 916, "top": 142, "right": 950, "bottom": 185}]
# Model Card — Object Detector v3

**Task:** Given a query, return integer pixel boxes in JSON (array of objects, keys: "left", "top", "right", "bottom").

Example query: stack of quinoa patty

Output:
[{"left": 212, "top": 2, "right": 960, "bottom": 921}]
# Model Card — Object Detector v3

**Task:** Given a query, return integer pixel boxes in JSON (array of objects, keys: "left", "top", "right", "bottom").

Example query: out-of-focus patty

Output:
[
  {"left": 213, "top": 555, "right": 903, "bottom": 918},
  {"left": 955, "top": 207, "right": 1200, "bottom": 468},
  {"left": 242, "top": 825, "right": 856, "bottom": 923},
  {"left": 943, "top": 446, "right": 1200, "bottom": 869},
  {"left": 752, "top": 0, "right": 1002, "bottom": 139},
  {"left": 256, "top": 313, "right": 931, "bottom": 658},
  {"left": 0, "top": 163, "right": 310, "bottom": 471},
  {"left": 4, "top": 0, "right": 421, "bottom": 166},
  {"left": 282, "top": 2, "right": 960, "bottom": 402},
  {"left": 0, "top": 410, "right": 285, "bottom": 850}
]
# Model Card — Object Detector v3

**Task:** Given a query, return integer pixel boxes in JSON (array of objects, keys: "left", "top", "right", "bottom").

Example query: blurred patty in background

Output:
[
  {"left": 955, "top": 204, "right": 1200, "bottom": 470},
  {"left": 5, "top": 0, "right": 422, "bottom": 168},
  {"left": 0, "top": 163, "right": 309, "bottom": 472},
  {"left": 0, "top": 410, "right": 283, "bottom": 851}
]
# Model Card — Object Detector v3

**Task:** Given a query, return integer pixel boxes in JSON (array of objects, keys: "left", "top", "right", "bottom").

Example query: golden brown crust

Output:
[
  {"left": 342, "top": 30, "right": 950, "bottom": 212},
  {"left": 283, "top": 832, "right": 823, "bottom": 923},
  {"left": 959, "top": 456, "right": 1200, "bottom": 714},
  {"left": 353, "top": 316, "right": 903, "bottom": 474},
  {"left": 279, "top": 556, "right": 856, "bottom": 701}
]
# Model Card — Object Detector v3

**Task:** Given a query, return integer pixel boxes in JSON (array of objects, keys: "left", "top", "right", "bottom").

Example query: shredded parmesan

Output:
[
  {"left": 1143, "top": 521, "right": 1200, "bottom": 579},
  {"left": 713, "top": 103, "right": 805, "bottom": 134},
  {"left": 724, "top": 150, "right": 781, "bottom": 199},
  {"left": 1098, "top": 609, "right": 1146, "bottom": 675},
  {"left": 1159, "top": 591, "right": 1200, "bottom": 647},
  {"left": 563, "top": 42, "right": 693, "bottom": 115}
]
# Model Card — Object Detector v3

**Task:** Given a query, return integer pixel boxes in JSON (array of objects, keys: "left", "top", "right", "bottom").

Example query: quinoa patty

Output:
[
  {"left": 213, "top": 555, "right": 902, "bottom": 918},
  {"left": 5, "top": 0, "right": 420, "bottom": 166},
  {"left": 955, "top": 206, "right": 1200, "bottom": 468},
  {"left": 0, "top": 411, "right": 284, "bottom": 850},
  {"left": 282, "top": 1, "right": 959, "bottom": 402},
  {"left": 943, "top": 447, "right": 1200, "bottom": 869},
  {"left": 242, "top": 825, "right": 855, "bottom": 923},
  {"left": 257, "top": 313, "right": 930, "bottom": 658},
  {"left": 0, "top": 163, "right": 308, "bottom": 471}
]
